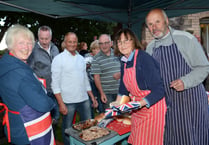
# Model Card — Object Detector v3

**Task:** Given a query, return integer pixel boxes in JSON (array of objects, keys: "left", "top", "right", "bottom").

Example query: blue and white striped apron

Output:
[{"left": 152, "top": 39, "right": 208, "bottom": 145}]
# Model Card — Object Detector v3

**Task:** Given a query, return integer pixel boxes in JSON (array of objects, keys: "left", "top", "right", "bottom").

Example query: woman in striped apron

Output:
[
  {"left": 146, "top": 8, "right": 209, "bottom": 145},
  {"left": 114, "top": 28, "right": 166, "bottom": 145}
]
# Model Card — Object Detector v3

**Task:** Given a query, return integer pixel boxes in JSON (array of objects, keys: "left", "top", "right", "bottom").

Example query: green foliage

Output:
[
  {"left": 0, "top": 12, "right": 117, "bottom": 51},
  {"left": 0, "top": 50, "right": 7, "bottom": 56}
]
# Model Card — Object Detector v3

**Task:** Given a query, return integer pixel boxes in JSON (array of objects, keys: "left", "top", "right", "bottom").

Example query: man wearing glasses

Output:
[{"left": 91, "top": 34, "right": 121, "bottom": 110}]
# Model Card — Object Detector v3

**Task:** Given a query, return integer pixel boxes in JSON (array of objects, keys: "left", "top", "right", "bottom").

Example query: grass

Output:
[{"left": 55, "top": 115, "right": 64, "bottom": 142}]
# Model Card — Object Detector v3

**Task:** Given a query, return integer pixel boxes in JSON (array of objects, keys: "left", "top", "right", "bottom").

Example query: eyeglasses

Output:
[
  {"left": 99, "top": 41, "right": 110, "bottom": 46},
  {"left": 117, "top": 39, "right": 132, "bottom": 46}
]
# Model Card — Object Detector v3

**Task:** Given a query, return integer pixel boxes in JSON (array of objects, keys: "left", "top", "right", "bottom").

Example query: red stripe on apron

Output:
[
  {"left": 123, "top": 50, "right": 166, "bottom": 145},
  {"left": 25, "top": 112, "right": 52, "bottom": 138},
  {"left": 0, "top": 103, "right": 19, "bottom": 143}
]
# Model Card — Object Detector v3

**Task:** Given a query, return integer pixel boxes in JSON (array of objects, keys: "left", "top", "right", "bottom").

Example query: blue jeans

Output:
[
  {"left": 90, "top": 80, "right": 105, "bottom": 116},
  {"left": 62, "top": 100, "right": 91, "bottom": 145}
]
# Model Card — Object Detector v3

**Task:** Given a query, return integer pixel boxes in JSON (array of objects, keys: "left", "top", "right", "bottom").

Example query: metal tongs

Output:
[{"left": 97, "top": 118, "right": 114, "bottom": 128}]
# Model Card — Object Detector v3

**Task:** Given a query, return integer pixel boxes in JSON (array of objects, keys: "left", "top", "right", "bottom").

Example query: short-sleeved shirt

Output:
[{"left": 91, "top": 48, "right": 120, "bottom": 94}]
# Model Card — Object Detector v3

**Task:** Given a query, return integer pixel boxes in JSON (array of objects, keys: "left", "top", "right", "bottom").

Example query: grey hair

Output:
[
  {"left": 99, "top": 34, "right": 112, "bottom": 41},
  {"left": 161, "top": 9, "right": 168, "bottom": 23},
  {"left": 90, "top": 40, "right": 99, "bottom": 51},
  {"left": 5, "top": 24, "right": 35, "bottom": 50},
  {"left": 38, "top": 25, "right": 52, "bottom": 36}
]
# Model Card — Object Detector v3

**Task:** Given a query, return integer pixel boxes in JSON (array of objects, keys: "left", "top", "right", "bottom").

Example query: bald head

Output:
[
  {"left": 146, "top": 8, "right": 168, "bottom": 26},
  {"left": 145, "top": 8, "right": 169, "bottom": 39},
  {"left": 63, "top": 32, "right": 78, "bottom": 55}
]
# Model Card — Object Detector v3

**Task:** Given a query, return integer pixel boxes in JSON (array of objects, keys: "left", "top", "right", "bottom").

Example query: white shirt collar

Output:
[{"left": 38, "top": 42, "right": 51, "bottom": 54}]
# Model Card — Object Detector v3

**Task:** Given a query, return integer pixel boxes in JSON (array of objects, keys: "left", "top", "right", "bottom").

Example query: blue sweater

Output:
[
  {"left": 119, "top": 50, "right": 165, "bottom": 107},
  {"left": 0, "top": 53, "right": 54, "bottom": 144}
]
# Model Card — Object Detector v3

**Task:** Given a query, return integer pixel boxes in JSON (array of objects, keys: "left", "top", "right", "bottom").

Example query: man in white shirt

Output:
[{"left": 51, "top": 32, "right": 98, "bottom": 145}]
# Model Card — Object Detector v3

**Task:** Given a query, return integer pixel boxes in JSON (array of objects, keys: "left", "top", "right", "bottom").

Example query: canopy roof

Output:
[{"left": 0, "top": 0, "right": 209, "bottom": 36}]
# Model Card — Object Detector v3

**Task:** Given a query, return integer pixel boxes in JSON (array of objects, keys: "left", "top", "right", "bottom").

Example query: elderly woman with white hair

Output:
[{"left": 0, "top": 24, "right": 55, "bottom": 145}]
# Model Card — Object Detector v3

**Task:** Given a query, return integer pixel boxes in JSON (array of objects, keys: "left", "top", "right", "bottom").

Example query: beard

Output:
[
  {"left": 151, "top": 26, "right": 168, "bottom": 39},
  {"left": 152, "top": 31, "right": 164, "bottom": 39},
  {"left": 152, "top": 30, "right": 167, "bottom": 39}
]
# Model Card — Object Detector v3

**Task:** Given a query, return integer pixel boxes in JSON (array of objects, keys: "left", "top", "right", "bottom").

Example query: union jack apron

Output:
[
  {"left": 20, "top": 105, "right": 56, "bottom": 145},
  {"left": 0, "top": 104, "right": 56, "bottom": 145},
  {"left": 152, "top": 38, "right": 208, "bottom": 145},
  {"left": 123, "top": 49, "right": 166, "bottom": 145}
]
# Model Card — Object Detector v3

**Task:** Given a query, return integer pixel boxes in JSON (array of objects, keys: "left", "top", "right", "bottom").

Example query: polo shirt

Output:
[{"left": 91, "top": 48, "right": 120, "bottom": 94}]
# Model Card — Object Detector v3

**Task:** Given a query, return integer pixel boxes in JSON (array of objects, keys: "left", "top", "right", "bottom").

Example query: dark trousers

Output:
[{"left": 47, "top": 92, "right": 60, "bottom": 138}]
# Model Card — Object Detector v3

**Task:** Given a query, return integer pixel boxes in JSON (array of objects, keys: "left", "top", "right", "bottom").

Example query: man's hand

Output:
[
  {"left": 54, "top": 93, "right": 68, "bottom": 115},
  {"left": 92, "top": 98, "right": 98, "bottom": 108},
  {"left": 113, "top": 72, "right": 121, "bottom": 80},
  {"left": 170, "top": 79, "right": 184, "bottom": 91},
  {"left": 101, "top": 93, "right": 107, "bottom": 103},
  {"left": 59, "top": 103, "right": 68, "bottom": 115}
]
